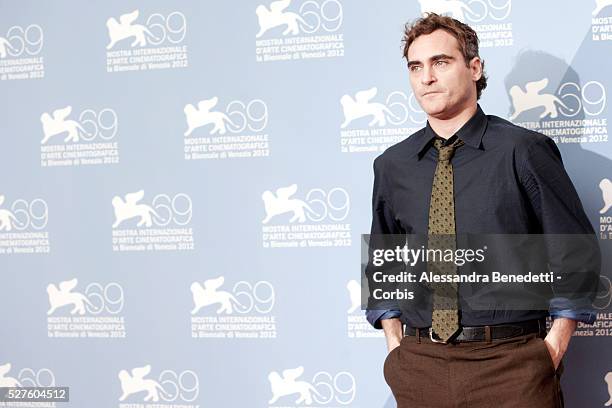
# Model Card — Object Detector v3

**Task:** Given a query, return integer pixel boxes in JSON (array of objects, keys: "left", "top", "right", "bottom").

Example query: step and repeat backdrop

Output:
[{"left": 1, "top": 0, "right": 612, "bottom": 407}]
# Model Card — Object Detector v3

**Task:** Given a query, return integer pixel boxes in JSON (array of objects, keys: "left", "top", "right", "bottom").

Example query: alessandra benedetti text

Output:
[
  {"left": 370, "top": 271, "right": 556, "bottom": 300},
  {"left": 372, "top": 271, "right": 556, "bottom": 284}
]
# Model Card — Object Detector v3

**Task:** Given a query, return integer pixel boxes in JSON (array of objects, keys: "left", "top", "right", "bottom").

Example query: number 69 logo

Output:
[
  {"left": 157, "top": 370, "right": 199, "bottom": 402},
  {"left": 232, "top": 280, "right": 275, "bottom": 314},
  {"left": 0, "top": 195, "right": 48, "bottom": 231},
  {"left": 84, "top": 282, "right": 125, "bottom": 314},
  {"left": 0, "top": 24, "right": 44, "bottom": 58},
  {"left": 557, "top": 80, "right": 606, "bottom": 117},
  {"left": 17, "top": 367, "right": 56, "bottom": 387}
]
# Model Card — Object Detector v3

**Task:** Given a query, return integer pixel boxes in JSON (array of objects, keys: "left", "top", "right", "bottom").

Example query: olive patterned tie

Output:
[{"left": 428, "top": 136, "right": 464, "bottom": 343}]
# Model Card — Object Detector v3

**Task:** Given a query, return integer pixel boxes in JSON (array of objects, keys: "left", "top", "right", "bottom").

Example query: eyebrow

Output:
[{"left": 407, "top": 53, "right": 456, "bottom": 67}]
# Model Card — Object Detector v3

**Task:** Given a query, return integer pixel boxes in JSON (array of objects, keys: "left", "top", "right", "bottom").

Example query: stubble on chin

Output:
[{"left": 419, "top": 98, "right": 448, "bottom": 118}]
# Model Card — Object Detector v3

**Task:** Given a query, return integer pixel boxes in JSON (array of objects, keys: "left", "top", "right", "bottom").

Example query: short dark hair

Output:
[{"left": 402, "top": 12, "right": 487, "bottom": 100}]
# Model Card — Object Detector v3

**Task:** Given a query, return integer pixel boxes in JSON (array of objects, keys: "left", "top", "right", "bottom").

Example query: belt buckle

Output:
[{"left": 429, "top": 327, "right": 449, "bottom": 344}]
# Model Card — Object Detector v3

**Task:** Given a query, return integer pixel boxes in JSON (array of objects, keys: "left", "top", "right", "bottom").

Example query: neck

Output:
[{"left": 428, "top": 103, "right": 477, "bottom": 139}]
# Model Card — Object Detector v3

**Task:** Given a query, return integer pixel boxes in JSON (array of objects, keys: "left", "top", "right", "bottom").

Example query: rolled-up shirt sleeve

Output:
[
  {"left": 518, "top": 135, "right": 601, "bottom": 325},
  {"left": 549, "top": 297, "right": 597, "bottom": 324},
  {"left": 364, "top": 157, "right": 405, "bottom": 329}
]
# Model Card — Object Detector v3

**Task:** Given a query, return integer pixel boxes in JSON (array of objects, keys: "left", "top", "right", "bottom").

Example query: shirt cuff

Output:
[
  {"left": 365, "top": 308, "right": 401, "bottom": 329},
  {"left": 549, "top": 296, "right": 598, "bottom": 325}
]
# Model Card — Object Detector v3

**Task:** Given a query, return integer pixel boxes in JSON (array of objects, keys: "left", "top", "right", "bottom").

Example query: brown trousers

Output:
[{"left": 384, "top": 331, "right": 564, "bottom": 408}]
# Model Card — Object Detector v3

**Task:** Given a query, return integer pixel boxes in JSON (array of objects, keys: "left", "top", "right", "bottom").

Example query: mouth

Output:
[{"left": 422, "top": 91, "right": 441, "bottom": 96}]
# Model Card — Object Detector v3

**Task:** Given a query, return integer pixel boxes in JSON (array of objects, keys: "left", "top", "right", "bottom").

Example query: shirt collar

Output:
[{"left": 416, "top": 104, "right": 487, "bottom": 159}]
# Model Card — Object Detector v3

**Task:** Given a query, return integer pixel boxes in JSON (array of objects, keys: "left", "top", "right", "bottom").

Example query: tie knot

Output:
[{"left": 433, "top": 138, "right": 464, "bottom": 162}]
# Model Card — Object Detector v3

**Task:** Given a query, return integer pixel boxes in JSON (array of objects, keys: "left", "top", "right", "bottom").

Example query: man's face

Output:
[{"left": 407, "top": 29, "right": 482, "bottom": 119}]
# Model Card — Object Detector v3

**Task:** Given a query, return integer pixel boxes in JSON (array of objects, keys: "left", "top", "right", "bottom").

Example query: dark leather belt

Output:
[{"left": 404, "top": 318, "right": 546, "bottom": 343}]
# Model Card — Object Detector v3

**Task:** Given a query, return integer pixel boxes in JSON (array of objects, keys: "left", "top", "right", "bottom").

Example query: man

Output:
[{"left": 364, "top": 13, "right": 600, "bottom": 407}]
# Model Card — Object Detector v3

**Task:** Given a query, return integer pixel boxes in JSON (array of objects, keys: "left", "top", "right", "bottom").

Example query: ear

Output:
[{"left": 469, "top": 57, "right": 483, "bottom": 81}]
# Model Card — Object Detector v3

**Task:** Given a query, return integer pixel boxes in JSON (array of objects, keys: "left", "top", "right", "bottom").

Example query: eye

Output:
[
  {"left": 435, "top": 60, "right": 448, "bottom": 67},
  {"left": 409, "top": 65, "right": 422, "bottom": 72}
]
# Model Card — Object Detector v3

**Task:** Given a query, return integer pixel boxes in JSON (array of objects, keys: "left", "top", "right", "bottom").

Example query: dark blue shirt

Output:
[{"left": 365, "top": 104, "right": 600, "bottom": 329}]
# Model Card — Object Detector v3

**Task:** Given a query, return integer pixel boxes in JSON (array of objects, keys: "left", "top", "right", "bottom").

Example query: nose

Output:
[{"left": 421, "top": 65, "right": 435, "bottom": 85}]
